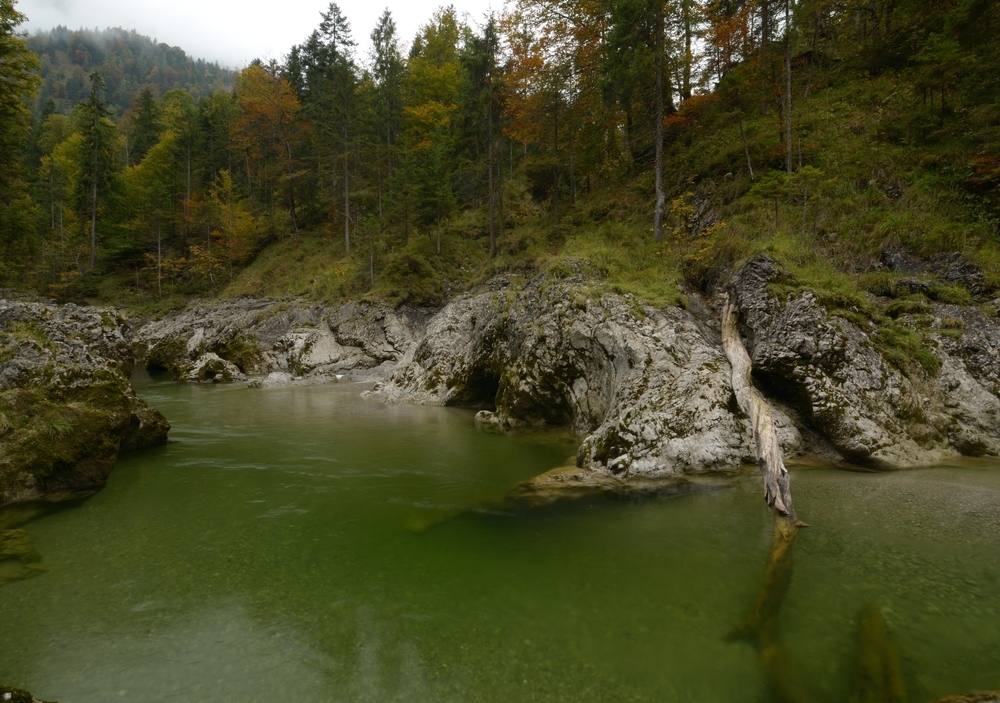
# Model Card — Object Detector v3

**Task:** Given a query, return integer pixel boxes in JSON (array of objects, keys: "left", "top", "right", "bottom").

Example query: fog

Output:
[{"left": 19, "top": 0, "right": 500, "bottom": 68}]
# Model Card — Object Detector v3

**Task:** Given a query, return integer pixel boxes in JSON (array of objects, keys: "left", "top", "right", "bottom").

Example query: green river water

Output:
[{"left": 1, "top": 379, "right": 999, "bottom": 702}]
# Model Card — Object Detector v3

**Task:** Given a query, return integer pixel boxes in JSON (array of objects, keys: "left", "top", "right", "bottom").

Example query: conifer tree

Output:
[{"left": 0, "top": 0, "right": 41, "bottom": 283}]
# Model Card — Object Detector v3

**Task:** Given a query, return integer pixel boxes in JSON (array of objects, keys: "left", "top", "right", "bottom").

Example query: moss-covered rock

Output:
[{"left": 0, "top": 300, "right": 169, "bottom": 507}]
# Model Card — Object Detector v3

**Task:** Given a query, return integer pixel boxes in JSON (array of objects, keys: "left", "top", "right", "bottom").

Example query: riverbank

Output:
[{"left": 133, "top": 251, "right": 1000, "bottom": 489}]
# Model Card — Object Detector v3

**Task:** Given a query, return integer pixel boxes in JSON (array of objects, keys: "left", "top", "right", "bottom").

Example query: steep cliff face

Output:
[{"left": 0, "top": 301, "right": 169, "bottom": 507}]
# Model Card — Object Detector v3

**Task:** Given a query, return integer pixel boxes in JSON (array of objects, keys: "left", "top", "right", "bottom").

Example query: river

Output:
[{"left": 1, "top": 379, "right": 998, "bottom": 701}]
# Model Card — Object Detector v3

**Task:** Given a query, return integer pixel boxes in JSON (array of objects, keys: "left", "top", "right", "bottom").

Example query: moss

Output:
[
  {"left": 830, "top": 309, "right": 871, "bottom": 328},
  {"left": 857, "top": 272, "right": 900, "bottom": 298},
  {"left": 872, "top": 321, "right": 940, "bottom": 376},
  {"left": 7, "top": 322, "right": 52, "bottom": 350},
  {"left": 0, "top": 377, "right": 131, "bottom": 503},
  {"left": 928, "top": 284, "right": 975, "bottom": 305},
  {"left": 145, "top": 336, "right": 188, "bottom": 374},
  {"left": 885, "top": 295, "right": 933, "bottom": 319},
  {"left": 209, "top": 334, "right": 260, "bottom": 373}
]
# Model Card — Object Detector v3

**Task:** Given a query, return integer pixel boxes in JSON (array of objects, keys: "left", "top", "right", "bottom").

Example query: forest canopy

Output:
[{"left": 1, "top": 0, "right": 998, "bottom": 309}]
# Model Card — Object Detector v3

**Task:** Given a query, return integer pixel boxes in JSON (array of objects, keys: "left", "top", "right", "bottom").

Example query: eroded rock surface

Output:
[
  {"left": 374, "top": 258, "right": 1000, "bottom": 481},
  {"left": 135, "top": 298, "right": 430, "bottom": 384},
  {"left": 0, "top": 300, "right": 169, "bottom": 507},
  {"left": 178, "top": 353, "right": 247, "bottom": 383},
  {"left": 136, "top": 254, "right": 1000, "bottom": 485},
  {"left": 731, "top": 254, "right": 1000, "bottom": 467},
  {"left": 371, "top": 276, "right": 786, "bottom": 477}
]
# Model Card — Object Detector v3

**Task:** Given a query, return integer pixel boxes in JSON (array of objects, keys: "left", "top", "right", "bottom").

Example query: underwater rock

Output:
[
  {"left": 0, "top": 684, "right": 57, "bottom": 703},
  {"left": 0, "top": 529, "right": 45, "bottom": 585}
]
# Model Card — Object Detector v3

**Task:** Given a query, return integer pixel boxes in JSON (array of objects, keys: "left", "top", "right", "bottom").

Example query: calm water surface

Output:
[{"left": 1, "top": 380, "right": 999, "bottom": 702}]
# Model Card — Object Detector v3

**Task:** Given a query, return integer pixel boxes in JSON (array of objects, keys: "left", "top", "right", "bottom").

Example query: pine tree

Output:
[{"left": 76, "top": 71, "right": 118, "bottom": 269}]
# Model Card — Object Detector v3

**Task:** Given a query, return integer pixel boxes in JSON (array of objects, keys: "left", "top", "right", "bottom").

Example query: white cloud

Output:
[{"left": 18, "top": 0, "right": 500, "bottom": 69}]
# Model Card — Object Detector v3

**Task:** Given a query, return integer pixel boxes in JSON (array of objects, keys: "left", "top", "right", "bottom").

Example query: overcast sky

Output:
[{"left": 19, "top": 0, "right": 500, "bottom": 69}]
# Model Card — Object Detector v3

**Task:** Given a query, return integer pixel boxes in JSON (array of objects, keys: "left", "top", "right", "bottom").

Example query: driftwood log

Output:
[
  {"left": 721, "top": 295, "right": 799, "bottom": 523},
  {"left": 722, "top": 293, "right": 812, "bottom": 701}
]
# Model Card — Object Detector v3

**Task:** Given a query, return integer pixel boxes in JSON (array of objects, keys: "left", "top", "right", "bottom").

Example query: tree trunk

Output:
[
  {"left": 90, "top": 181, "right": 97, "bottom": 269},
  {"left": 497, "top": 154, "right": 504, "bottom": 247},
  {"left": 568, "top": 99, "right": 576, "bottom": 206},
  {"left": 785, "top": 0, "right": 794, "bottom": 173},
  {"left": 343, "top": 122, "right": 350, "bottom": 255},
  {"left": 156, "top": 224, "right": 162, "bottom": 297},
  {"left": 553, "top": 106, "right": 560, "bottom": 226},
  {"left": 207, "top": 222, "right": 215, "bottom": 286},
  {"left": 721, "top": 296, "right": 798, "bottom": 521},
  {"left": 725, "top": 292, "right": 810, "bottom": 700},
  {"left": 488, "top": 100, "right": 496, "bottom": 258},
  {"left": 738, "top": 114, "right": 755, "bottom": 181},
  {"left": 186, "top": 144, "right": 192, "bottom": 235},
  {"left": 377, "top": 146, "right": 384, "bottom": 231},
  {"left": 653, "top": 8, "right": 666, "bottom": 243},
  {"left": 760, "top": 0, "right": 771, "bottom": 116},
  {"left": 682, "top": 0, "right": 693, "bottom": 100}
]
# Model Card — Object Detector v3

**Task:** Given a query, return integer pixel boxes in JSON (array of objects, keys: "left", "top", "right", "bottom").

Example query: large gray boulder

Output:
[{"left": 0, "top": 300, "right": 169, "bottom": 507}]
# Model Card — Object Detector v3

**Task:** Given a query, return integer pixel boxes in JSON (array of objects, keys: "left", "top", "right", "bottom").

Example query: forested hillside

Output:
[
  {"left": 0, "top": 0, "right": 998, "bottom": 315},
  {"left": 26, "top": 26, "right": 235, "bottom": 117}
]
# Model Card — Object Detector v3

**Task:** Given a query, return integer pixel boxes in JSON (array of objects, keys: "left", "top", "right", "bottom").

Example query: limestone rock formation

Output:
[
  {"left": 375, "top": 257, "right": 1000, "bottom": 480},
  {"left": 135, "top": 298, "right": 430, "bottom": 384},
  {"left": 371, "top": 276, "right": 784, "bottom": 477},
  {"left": 0, "top": 300, "right": 169, "bottom": 507},
  {"left": 178, "top": 352, "right": 247, "bottom": 383},
  {"left": 731, "top": 254, "right": 1000, "bottom": 467}
]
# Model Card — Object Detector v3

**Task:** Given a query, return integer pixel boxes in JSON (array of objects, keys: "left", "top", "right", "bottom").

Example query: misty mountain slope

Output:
[{"left": 27, "top": 26, "right": 235, "bottom": 117}]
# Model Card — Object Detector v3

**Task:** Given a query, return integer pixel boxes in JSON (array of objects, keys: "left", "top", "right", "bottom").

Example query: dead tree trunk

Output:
[{"left": 721, "top": 295, "right": 798, "bottom": 522}]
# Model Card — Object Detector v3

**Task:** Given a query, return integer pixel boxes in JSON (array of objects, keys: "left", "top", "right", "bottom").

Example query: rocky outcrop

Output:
[
  {"left": 372, "top": 256, "right": 1000, "bottom": 481},
  {"left": 0, "top": 301, "right": 169, "bottom": 507},
  {"left": 135, "top": 298, "right": 430, "bottom": 384},
  {"left": 371, "top": 276, "right": 799, "bottom": 477},
  {"left": 177, "top": 353, "right": 247, "bottom": 383},
  {"left": 134, "top": 253, "right": 1000, "bottom": 483},
  {"left": 731, "top": 254, "right": 1000, "bottom": 468}
]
